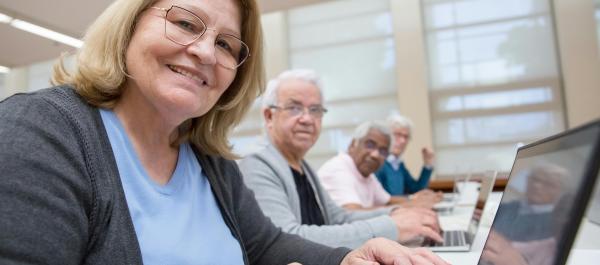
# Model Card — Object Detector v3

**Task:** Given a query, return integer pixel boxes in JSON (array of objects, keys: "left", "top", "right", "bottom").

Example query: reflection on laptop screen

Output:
[{"left": 478, "top": 122, "right": 600, "bottom": 265}]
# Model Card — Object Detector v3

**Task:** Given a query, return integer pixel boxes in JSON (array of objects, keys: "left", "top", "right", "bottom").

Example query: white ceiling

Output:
[{"left": 0, "top": 0, "right": 327, "bottom": 68}]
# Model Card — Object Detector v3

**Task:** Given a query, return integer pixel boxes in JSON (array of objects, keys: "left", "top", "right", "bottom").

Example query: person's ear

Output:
[{"left": 263, "top": 107, "right": 274, "bottom": 124}]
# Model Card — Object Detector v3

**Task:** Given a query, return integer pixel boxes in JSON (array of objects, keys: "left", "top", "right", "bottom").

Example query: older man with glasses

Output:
[{"left": 240, "top": 69, "right": 442, "bottom": 249}]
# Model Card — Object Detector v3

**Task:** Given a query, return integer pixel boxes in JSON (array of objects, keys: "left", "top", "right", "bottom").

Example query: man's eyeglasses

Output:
[
  {"left": 363, "top": 139, "right": 389, "bottom": 158},
  {"left": 150, "top": 6, "right": 250, "bottom": 70},
  {"left": 269, "top": 104, "right": 328, "bottom": 119}
]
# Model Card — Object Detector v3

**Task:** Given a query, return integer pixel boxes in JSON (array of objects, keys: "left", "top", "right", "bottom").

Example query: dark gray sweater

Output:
[{"left": 0, "top": 86, "right": 350, "bottom": 265}]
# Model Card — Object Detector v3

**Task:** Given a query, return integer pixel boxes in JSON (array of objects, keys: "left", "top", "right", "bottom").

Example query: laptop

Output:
[
  {"left": 477, "top": 119, "right": 600, "bottom": 265},
  {"left": 427, "top": 171, "right": 497, "bottom": 252}
]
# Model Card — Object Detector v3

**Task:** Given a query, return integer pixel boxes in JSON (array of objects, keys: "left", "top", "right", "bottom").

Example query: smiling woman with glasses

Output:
[{"left": 0, "top": 0, "right": 449, "bottom": 265}]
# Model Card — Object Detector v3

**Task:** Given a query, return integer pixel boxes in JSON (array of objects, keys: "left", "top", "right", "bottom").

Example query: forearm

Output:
[
  {"left": 406, "top": 167, "right": 434, "bottom": 193},
  {"left": 342, "top": 203, "right": 382, "bottom": 211},
  {"left": 263, "top": 195, "right": 397, "bottom": 247},
  {"left": 388, "top": 196, "right": 410, "bottom": 205}
]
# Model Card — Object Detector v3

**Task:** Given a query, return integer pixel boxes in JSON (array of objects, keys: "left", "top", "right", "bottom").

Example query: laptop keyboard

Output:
[{"left": 429, "top": 230, "right": 466, "bottom": 247}]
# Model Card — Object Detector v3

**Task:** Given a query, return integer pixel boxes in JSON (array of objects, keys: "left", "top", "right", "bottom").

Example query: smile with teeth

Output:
[{"left": 167, "top": 65, "right": 208, "bottom": 86}]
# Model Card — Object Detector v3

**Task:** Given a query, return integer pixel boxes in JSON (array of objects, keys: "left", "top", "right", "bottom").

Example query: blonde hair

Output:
[{"left": 52, "top": 0, "right": 265, "bottom": 159}]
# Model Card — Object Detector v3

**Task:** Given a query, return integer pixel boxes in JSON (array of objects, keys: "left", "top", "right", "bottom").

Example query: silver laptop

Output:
[
  {"left": 428, "top": 171, "right": 497, "bottom": 252},
  {"left": 477, "top": 119, "right": 600, "bottom": 265}
]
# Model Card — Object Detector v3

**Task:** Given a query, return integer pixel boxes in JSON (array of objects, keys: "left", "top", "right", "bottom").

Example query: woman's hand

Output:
[{"left": 341, "top": 238, "right": 450, "bottom": 265}]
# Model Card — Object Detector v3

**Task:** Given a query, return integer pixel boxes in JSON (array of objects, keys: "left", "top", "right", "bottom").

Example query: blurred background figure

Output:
[
  {"left": 375, "top": 114, "right": 442, "bottom": 206},
  {"left": 318, "top": 120, "right": 399, "bottom": 210},
  {"left": 318, "top": 120, "right": 441, "bottom": 211},
  {"left": 376, "top": 114, "right": 434, "bottom": 195}
]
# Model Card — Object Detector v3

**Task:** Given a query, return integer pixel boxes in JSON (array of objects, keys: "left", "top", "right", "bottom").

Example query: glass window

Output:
[
  {"left": 291, "top": 39, "right": 396, "bottom": 101},
  {"left": 288, "top": 0, "right": 397, "bottom": 168},
  {"left": 437, "top": 87, "right": 554, "bottom": 112},
  {"left": 427, "top": 13, "right": 559, "bottom": 89},
  {"left": 423, "top": 0, "right": 566, "bottom": 176}
]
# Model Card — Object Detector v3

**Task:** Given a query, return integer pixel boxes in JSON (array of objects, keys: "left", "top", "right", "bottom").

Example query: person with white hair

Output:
[
  {"left": 318, "top": 120, "right": 441, "bottom": 210},
  {"left": 240, "top": 69, "right": 443, "bottom": 248},
  {"left": 375, "top": 114, "right": 438, "bottom": 199}
]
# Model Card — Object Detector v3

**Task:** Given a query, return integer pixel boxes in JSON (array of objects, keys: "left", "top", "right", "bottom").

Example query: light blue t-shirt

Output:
[{"left": 100, "top": 109, "right": 244, "bottom": 265}]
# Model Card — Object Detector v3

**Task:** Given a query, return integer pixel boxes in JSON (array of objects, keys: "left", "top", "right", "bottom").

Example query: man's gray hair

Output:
[
  {"left": 386, "top": 114, "right": 414, "bottom": 135},
  {"left": 261, "top": 69, "right": 324, "bottom": 108},
  {"left": 351, "top": 120, "right": 391, "bottom": 144}
]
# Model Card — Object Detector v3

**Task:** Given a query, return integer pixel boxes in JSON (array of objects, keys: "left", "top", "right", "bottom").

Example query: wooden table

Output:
[{"left": 428, "top": 177, "right": 508, "bottom": 192}]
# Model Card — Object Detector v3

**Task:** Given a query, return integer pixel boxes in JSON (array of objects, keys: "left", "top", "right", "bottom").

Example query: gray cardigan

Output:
[
  {"left": 239, "top": 144, "right": 398, "bottom": 248},
  {"left": 0, "top": 86, "right": 350, "bottom": 265}
]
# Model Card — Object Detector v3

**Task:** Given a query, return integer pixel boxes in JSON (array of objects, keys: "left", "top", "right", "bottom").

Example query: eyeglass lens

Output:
[
  {"left": 284, "top": 104, "right": 326, "bottom": 118},
  {"left": 163, "top": 6, "right": 249, "bottom": 69},
  {"left": 364, "top": 139, "right": 389, "bottom": 157}
]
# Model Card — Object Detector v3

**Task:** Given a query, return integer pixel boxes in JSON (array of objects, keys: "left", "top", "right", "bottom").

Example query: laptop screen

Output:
[{"left": 478, "top": 121, "right": 600, "bottom": 265}]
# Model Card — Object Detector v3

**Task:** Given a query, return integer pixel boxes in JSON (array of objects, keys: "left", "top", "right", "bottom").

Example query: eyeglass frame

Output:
[
  {"left": 360, "top": 138, "right": 390, "bottom": 158},
  {"left": 268, "top": 104, "right": 328, "bottom": 119},
  {"left": 149, "top": 5, "right": 250, "bottom": 70}
]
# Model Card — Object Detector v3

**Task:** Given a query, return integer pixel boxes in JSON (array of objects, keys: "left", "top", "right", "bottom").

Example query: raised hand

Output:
[{"left": 422, "top": 147, "right": 435, "bottom": 167}]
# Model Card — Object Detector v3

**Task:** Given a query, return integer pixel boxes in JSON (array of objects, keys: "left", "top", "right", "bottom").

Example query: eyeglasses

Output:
[
  {"left": 393, "top": 131, "right": 410, "bottom": 141},
  {"left": 150, "top": 6, "right": 250, "bottom": 70},
  {"left": 269, "top": 104, "right": 328, "bottom": 119},
  {"left": 362, "top": 139, "right": 389, "bottom": 158}
]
